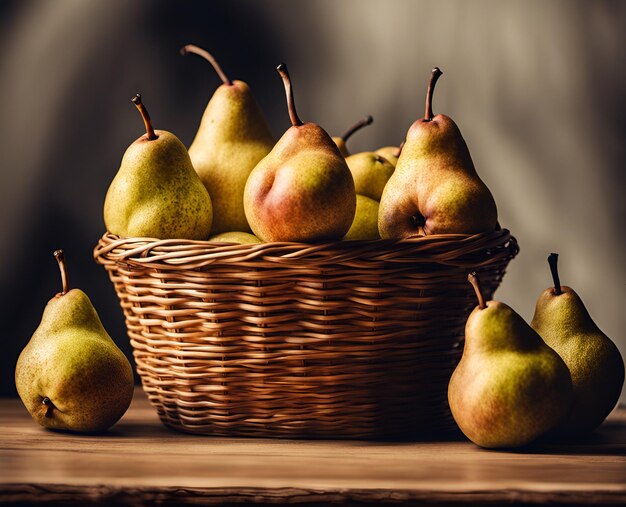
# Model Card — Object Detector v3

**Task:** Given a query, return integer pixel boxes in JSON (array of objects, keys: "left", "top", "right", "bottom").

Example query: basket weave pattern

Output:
[{"left": 94, "top": 230, "right": 518, "bottom": 439}]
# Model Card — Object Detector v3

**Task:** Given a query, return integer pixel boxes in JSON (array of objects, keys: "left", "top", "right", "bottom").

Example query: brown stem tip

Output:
[
  {"left": 53, "top": 249, "right": 69, "bottom": 295},
  {"left": 548, "top": 253, "right": 562, "bottom": 295},
  {"left": 424, "top": 67, "right": 443, "bottom": 121},
  {"left": 341, "top": 115, "right": 373, "bottom": 142},
  {"left": 180, "top": 44, "right": 232, "bottom": 86},
  {"left": 277, "top": 63, "right": 303, "bottom": 127},
  {"left": 132, "top": 94, "right": 158, "bottom": 140},
  {"left": 468, "top": 271, "right": 487, "bottom": 310}
]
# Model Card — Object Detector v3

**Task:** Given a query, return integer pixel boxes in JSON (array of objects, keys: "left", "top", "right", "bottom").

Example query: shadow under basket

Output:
[{"left": 94, "top": 230, "right": 518, "bottom": 439}]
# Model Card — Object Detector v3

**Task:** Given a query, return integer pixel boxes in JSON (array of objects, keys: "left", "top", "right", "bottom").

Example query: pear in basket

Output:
[
  {"left": 181, "top": 44, "right": 275, "bottom": 234},
  {"left": 448, "top": 273, "right": 573, "bottom": 448},
  {"left": 244, "top": 63, "right": 356, "bottom": 242},
  {"left": 379, "top": 68, "right": 497, "bottom": 238},
  {"left": 332, "top": 115, "right": 373, "bottom": 157},
  {"left": 104, "top": 94, "right": 212, "bottom": 239},
  {"left": 15, "top": 250, "right": 134, "bottom": 433},
  {"left": 343, "top": 150, "right": 395, "bottom": 240},
  {"left": 374, "top": 143, "right": 403, "bottom": 167}
]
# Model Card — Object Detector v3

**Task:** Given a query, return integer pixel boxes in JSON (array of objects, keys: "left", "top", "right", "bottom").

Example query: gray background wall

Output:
[{"left": 1, "top": 0, "right": 624, "bottom": 403}]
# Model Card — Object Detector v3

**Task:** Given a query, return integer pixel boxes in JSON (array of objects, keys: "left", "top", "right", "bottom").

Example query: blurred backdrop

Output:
[{"left": 0, "top": 0, "right": 624, "bottom": 402}]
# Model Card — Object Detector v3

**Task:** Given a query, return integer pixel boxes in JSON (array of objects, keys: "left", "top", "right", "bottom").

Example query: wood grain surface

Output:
[{"left": 1, "top": 387, "right": 624, "bottom": 505}]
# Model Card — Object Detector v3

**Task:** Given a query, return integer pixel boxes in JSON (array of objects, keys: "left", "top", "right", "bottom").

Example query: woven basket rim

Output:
[{"left": 94, "top": 229, "right": 518, "bottom": 270}]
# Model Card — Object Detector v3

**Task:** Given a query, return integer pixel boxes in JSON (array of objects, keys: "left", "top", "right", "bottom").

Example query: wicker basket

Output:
[{"left": 94, "top": 229, "right": 518, "bottom": 439}]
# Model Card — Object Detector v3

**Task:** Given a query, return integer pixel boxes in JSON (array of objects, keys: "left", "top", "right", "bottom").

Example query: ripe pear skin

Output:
[
  {"left": 375, "top": 146, "right": 400, "bottom": 167},
  {"left": 531, "top": 286, "right": 624, "bottom": 435},
  {"left": 209, "top": 231, "right": 262, "bottom": 244},
  {"left": 15, "top": 288, "right": 134, "bottom": 433},
  {"left": 332, "top": 136, "right": 350, "bottom": 158},
  {"left": 104, "top": 128, "right": 212, "bottom": 240},
  {"left": 245, "top": 123, "right": 356, "bottom": 242},
  {"left": 449, "top": 298, "right": 573, "bottom": 449},
  {"left": 345, "top": 152, "right": 395, "bottom": 201},
  {"left": 343, "top": 194, "right": 380, "bottom": 240},
  {"left": 379, "top": 69, "right": 497, "bottom": 238},
  {"left": 188, "top": 80, "right": 275, "bottom": 234}
]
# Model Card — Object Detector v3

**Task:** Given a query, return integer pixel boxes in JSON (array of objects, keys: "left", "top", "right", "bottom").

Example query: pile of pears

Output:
[
  {"left": 449, "top": 255, "right": 623, "bottom": 449},
  {"left": 16, "top": 44, "right": 622, "bottom": 441},
  {"left": 103, "top": 46, "right": 499, "bottom": 244}
]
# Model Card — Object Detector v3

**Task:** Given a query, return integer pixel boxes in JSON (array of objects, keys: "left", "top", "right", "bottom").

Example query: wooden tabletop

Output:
[{"left": 1, "top": 387, "right": 625, "bottom": 506}]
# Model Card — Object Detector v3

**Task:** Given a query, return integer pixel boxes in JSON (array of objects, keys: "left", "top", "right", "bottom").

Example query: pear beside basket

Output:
[{"left": 94, "top": 230, "right": 518, "bottom": 439}]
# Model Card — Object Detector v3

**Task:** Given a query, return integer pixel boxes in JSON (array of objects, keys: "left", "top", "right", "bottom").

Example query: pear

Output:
[
  {"left": 345, "top": 152, "right": 395, "bottom": 201},
  {"left": 343, "top": 194, "right": 380, "bottom": 240},
  {"left": 379, "top": 68, "right": 498, "bottom": 238},
  {"left": 531, "top": 253, "right": 624, "bottom": 436},
  {"left": 375, "top": 142, "right": 403, "bottom": 167},
  {"left": 244, "top": 63, "right": 356, "bottom": 243},
  {"left": 448, "top": 273, "right": 573, "bottom": 449},
  {"left": 104, "top": 94, "right": 212, "bottom": 239},
  {"left": 181, "top": 45, "right": 275, "bottom": 234},
  {"left": 15, "top": 251, "right": 134, "bottom": 433},
  {"left": 331, "top": 115, "right": 373, "bottom": 157},
  {"left": 209, "top": 231, "right": 262, "bottom": 244}
]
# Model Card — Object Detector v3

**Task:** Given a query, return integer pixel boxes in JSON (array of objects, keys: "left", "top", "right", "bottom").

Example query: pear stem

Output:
[
  {"left": 548, "top": 253, "right": 562, "bottom": 295},
  {"left": 132, "top": 94, "right": 157, "bottom": 140},
  {"left": 180, "top": 44, "right": 232, "bottom": 86},
  {"left": 424, "top": 67, "right": 443, "bottom": 121},
  {"left": 42, "top": 397, "right": 54, "bottom": 418},
  {"left": 341, "top": 115, "right": 373, "bottom": 142},
  {"left": 53, "top": 250, "right": 68, "bottom": 295},
  {"left": 468, "top": 272, "right": 487, "bottom": 310},
  {"left": 277, "top": 63, "right": 303, "bottom": 127}
]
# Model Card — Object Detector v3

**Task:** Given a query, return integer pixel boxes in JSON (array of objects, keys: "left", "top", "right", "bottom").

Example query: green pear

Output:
[
  {"left": 379, "top": 68, "right": 497, "bottom": 238},
  {"left": 182, "top": 45, "right": 275, "bottom": 234},
  {"left": 375, "top": 143, "right": 403, "bottom": 167},
  {"left": 244, "top": 63, "right": 356, "bottom": 243},
  {"left": 343, "top": 194, "right": 380, "bottom": 240},
  {"left": 531, "top": 253, "right": 624, "bottom": 435},
  {"left": 104, "top": 94, "right": 212, "bottom": 239},
  {"left": 15, "top": 251, "right": 134, "bottom": 433},
  {"left": 331, "top": 115, "right": 373, "bottom": 157},
  {"left": 448, "top": 273, "right": 573, "bottom": 449},
  {"left": 345, "top": 152, "right": 395, "bottom": 201},
  {"left": 209, "top": 231, "right": 262, "bottom": 244}
]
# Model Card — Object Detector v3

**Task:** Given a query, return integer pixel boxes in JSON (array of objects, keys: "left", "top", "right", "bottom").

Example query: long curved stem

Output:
[
  {"left": 548, "top": 253, "right": 562, "bottom": 295},
  {"left": 424, "top": 67, "right": 443, "bottom": 121},
  {"left": 132, "top": 94, "right": 157, "bottom": 140},
  {"left": 53, "top": 250, "right": 68, "bottom": 295},
  {"left": 341, "top": 115, "right": 373, "bottom": 142},
  {"left": 277, "top": 63, "right": 303, "bottom": 127},
  {"left": 180, "top": 44, "right": 232, "bottom": 86},
  {"left": 468, "top": 272, "right": 486, "bottom": 310}
]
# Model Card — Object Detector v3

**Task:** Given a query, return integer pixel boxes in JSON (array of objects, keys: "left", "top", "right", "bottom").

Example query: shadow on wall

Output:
[{"left": 0, "top": 0, "right": 624, "bottom": 401}]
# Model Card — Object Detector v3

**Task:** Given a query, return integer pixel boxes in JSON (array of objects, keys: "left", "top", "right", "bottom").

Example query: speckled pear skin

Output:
[
  {"left": 15, "top": 289, "right": 134, "bottom": 433},
  {"left": 104, "top": 130, "right": 212, "bottom": 239},
  {"left": 448, "top": 301, "right": 573, "bottom": 449},
  {"left": 244, "top": 123, "right": 356, "bottom": 243},
  {"left": 345, "top": 152, "right": 395, "bottom": 201},
  {"left": 343, "top": 194, "right": 380, "bottom": 241},
  {"left": 378, "top": 114, "right": 498, "bottom": 238},
  {"left": 189, "top": 80, "right": 275, "bottom": 234},
  {"left": 375, "top": 146, "right": 400, "bottom": 167},
  {"left": 532, "top": 286, "right": 625, "bottom": 435}
]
